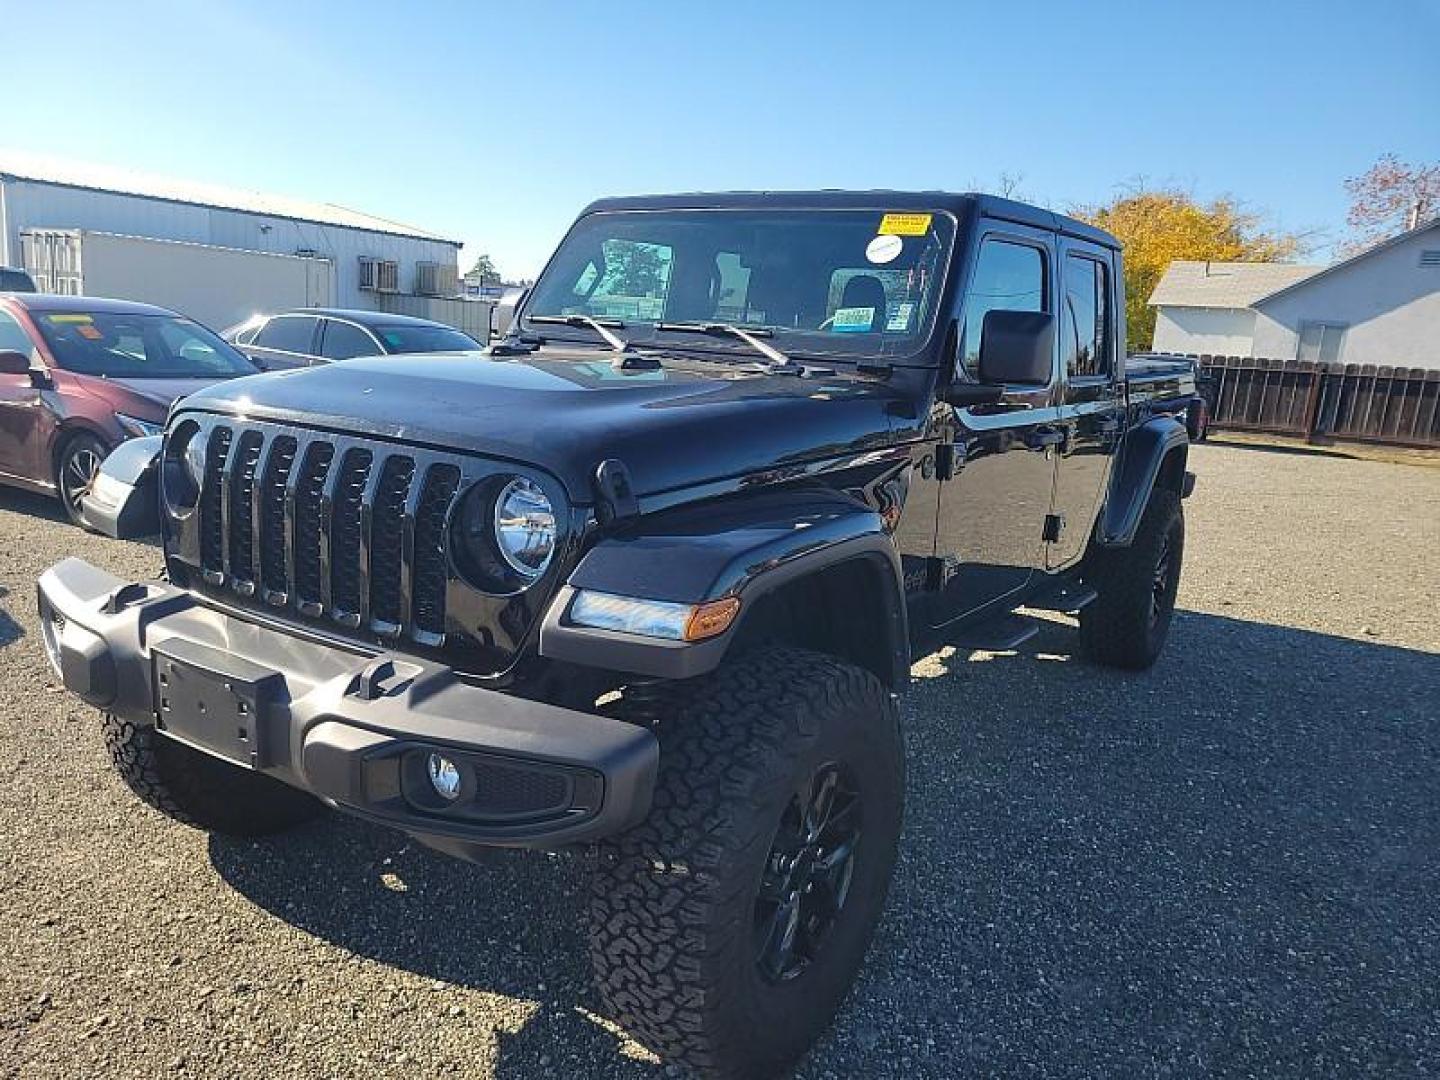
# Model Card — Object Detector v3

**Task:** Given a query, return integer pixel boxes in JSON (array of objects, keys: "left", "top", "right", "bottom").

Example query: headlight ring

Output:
[
  {"left": 452, "top": 473, "right": 560, "bottom": 592},
  {"left": 162, "top": 420, "right": 205, "bottom": 515}
]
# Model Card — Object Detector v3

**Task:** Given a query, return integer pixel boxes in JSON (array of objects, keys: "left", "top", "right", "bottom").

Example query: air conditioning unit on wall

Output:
[{"left": 358, "top": 256, "right": 399, "bottom": 293}]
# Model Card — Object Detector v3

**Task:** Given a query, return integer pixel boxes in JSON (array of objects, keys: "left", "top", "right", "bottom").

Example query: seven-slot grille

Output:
[{"left": 196, "top": 423, "right": 460, "bottom": 644}]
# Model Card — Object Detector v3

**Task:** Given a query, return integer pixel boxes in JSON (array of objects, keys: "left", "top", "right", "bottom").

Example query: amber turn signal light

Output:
[{"left": 683, "top": 596, "right": 742, "bottom": 641}]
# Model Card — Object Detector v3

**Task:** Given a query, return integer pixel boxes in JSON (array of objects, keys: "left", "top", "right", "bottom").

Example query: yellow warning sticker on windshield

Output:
[
  {"left": 878, "top": 213, "right": 932, "bottom": 236},
  {"left": 46, "top": 314, "right": 94, "bottom": 324}
]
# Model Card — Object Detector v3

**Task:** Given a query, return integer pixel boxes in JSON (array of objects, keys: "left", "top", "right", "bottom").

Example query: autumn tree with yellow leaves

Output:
[{"left": 1076, "top": 189, "right": 1305, "bottom": 349}]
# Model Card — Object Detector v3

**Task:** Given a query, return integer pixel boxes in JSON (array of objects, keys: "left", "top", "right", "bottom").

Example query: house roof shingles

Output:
[
  {"left": 0, "top": 149, "right": 459, "bottom": 246},
  {"left": 1148, "top": 260, "right": 1322, "bottom": 309}
]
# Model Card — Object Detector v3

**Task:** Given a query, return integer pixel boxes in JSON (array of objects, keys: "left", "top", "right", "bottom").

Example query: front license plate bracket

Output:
[{"left": 152, "top": 638, "right": 280, "bottom": 769}]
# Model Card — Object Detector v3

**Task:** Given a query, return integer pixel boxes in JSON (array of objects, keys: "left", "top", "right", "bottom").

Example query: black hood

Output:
[{"left": 174, "top": 348, "right": 918, "bottom": 503}]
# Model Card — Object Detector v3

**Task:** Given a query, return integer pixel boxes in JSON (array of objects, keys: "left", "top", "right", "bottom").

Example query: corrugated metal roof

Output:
[
  {"left": 1148, "top": 260, "right": 1321, "bottom": 309},
  {"left": 0, "top": 149, "right": 460, "bottom": 246}
]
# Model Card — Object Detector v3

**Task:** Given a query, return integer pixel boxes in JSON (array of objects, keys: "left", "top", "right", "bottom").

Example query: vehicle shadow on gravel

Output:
[
  {"left": 0, "top": 586, "right": 23, "bottom": 647},
  {"left": 207, "top": 822, "right": 661, "bottom": 1076},
  {"left": 0, "top": 485, "right": 68, "bottom": 524},
  {"left": 209, "top": 609, "right": 1440, "bottom": 1078}
]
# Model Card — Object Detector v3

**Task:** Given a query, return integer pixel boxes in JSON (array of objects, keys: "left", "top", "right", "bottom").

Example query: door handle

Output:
[{"left": 1025, "top": 426, "right": 1067, "bottom": 451}]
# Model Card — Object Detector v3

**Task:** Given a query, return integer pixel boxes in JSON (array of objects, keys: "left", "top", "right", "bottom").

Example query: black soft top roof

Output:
[{"left": 580, "top": 191, "right": 1118, "bottom": 250}]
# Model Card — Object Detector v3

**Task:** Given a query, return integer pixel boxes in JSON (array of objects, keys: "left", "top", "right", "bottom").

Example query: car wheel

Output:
[
  {"left": 589, "top": 647, "right": 904, "bottom": 1077},
  {"left": 56, "top": 433, "right": 108, "bottom": 527}
]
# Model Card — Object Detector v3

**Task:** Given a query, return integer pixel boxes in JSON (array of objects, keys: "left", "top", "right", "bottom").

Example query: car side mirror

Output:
[
  {"left": 0, "top": 349, "right": 30, "bottom": 375},
  {"left": 977, "top": 310, "right": 1054, "bottom": 386}
]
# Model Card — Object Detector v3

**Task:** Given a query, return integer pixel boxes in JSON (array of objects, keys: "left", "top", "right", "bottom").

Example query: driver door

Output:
[
  {"left": 0, "top": 306, "right": 45, "bottom": 482},
  {"left": 930, "top": 227, "right": 1061, "bottom": 627}
]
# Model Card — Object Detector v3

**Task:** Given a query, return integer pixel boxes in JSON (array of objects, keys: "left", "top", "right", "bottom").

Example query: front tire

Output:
[
  {"left": 1079, "top": 487, "right": 1184, "bottom": 669},
  {"left": 57, "top": 433, "right": 108, "bottom": 527},
  {"left": 102, "top": 713, "right": 322, "bottom": 836},
  {"left": 589, "top": 648, "right": 904, "bottom": 1077}
]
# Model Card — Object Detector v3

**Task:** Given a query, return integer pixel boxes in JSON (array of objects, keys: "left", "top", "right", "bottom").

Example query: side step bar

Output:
[
  {"left": 1025, "top": 582, "right": 1098, "bottom": 614},
  {"left": 949, "top": 614, "right": 1040, "bottom": 653}
]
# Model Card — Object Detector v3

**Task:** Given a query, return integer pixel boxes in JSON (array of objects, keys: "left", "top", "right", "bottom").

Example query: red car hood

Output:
[{"left": 107, "top": 376, "right": 241, "bottom": 415}]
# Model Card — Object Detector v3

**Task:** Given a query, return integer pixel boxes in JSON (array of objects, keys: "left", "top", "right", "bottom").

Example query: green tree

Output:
[
  {"left": 1075, "top": 188, "right": 1304, "bottom": 349},
  {"left": 603, "top": 241, "right": 667, "bottom": 297},
  {"left": 466, "top": 253, "right": 502, "bottom": 285}
]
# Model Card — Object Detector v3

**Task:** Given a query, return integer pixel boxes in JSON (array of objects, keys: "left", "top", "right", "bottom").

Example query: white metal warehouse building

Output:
[{"left": 0, "top": 150, "right": 474, "bottom": 335}]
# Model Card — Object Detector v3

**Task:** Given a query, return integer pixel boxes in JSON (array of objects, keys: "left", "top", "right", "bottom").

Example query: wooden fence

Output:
[{"left": 1179, "top": 355, "right": 1440, "bottom": 449}]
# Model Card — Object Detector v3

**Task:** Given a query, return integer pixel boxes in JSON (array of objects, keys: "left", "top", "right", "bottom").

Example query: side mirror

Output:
[
  {"left": 978, "top": 310, "right": 1054, "bottom": 386},
  {"left": 0, "top": 349, "right": 30, "bottom": 375}
]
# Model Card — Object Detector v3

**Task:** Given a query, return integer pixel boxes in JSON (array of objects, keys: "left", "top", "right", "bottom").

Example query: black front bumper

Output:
[{"left": 36, "top": 558, "right": 658, "bottom": 853}]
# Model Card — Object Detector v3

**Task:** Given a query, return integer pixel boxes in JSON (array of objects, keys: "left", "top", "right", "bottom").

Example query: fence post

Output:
[{"left": 1301, "top": 361, "right": 1325, "bottom": 442}]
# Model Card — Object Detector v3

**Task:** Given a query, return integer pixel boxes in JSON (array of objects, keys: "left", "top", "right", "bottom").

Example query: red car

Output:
[{"left": 0, "top": 294, "right": 259, "bottom": 524}]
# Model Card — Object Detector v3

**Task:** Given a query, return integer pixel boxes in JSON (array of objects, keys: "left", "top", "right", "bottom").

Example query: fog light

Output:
[{"left": 427, "top": 753, "right": 462, "bottom": 801}]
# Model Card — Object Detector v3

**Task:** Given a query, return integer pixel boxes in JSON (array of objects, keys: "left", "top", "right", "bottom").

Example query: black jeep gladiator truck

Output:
[{"left": 38, "top": 192, "right": 1197, "bottom": 1077}]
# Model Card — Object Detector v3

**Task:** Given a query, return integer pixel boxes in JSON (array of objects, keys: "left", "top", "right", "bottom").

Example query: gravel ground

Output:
[{"left": 2, "top": 442, "right": 1438, "bottom": 1078}]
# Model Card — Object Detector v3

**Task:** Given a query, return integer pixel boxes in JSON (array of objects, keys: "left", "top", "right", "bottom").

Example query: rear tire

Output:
[
  {"left": 102, "top": 713, "right": 322, "bottom": 836},
  {"left": 1079, "top": 487, "right": 1184, "bottom": 670},
  {"left": 589, "top": 647, "right": 904, "bottom": 1077},
  {"left": 56, "top": 433, "right": 108, "bottom": 528}
]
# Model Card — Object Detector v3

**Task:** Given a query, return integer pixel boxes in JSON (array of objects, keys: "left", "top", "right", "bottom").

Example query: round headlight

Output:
[{"left": 492, "top": 477, "right": 555, "bottom": 578}]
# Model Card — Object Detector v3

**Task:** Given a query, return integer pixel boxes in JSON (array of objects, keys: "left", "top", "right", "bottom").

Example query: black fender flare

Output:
[
  {"left": 539, "top": 488, "right": 909, "bottom": 686},
  {"left": 79, "top": 435, "right": 162, "bottom": 539},
  {"left": 1098, "top": 416, "right": 1189, "bottom": 547}
]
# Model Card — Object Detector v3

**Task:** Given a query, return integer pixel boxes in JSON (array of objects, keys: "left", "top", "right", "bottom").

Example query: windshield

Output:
[
  {"left": 374, "top": 324, "right": 479, "bottom": 353},
  {"left": 524, "top": 208, "right": 955, "bottom": 361},
  {"left": 34, "top": 312, "right": 258, "bottom": 378}
]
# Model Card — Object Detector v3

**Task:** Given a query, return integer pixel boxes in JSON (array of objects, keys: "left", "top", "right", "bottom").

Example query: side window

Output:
[
  {"left": 959, "top": 239, "right": 1046, "bottom": 373},
  {"left": 254, "top": 315, "right": 318, "bottom": 354},
  {"left": 0, "top": 309, "right": 34, "bottom": 356},
  {"left": 1063, "top": 254, "right": 1110, "bottom": 378},
  {"left": 320, "top": 320, "right": 379, "bottom": 360}
]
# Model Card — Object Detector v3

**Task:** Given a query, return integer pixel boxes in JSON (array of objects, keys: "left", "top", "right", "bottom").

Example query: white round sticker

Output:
[{"left": 865, "top": 234, "right": 903, "bottom": 265}]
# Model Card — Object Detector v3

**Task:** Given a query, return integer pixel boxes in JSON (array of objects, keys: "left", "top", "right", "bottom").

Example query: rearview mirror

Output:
[
  {"left": 0, "top": 349, "right": 30, "bottom": 375},
  {"left": 978, "top": 310, "right": 1054, "bottom": 386}
]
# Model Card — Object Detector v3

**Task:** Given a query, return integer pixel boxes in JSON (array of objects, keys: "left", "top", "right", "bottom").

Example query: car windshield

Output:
[
  {"left": 523, "top": 208, "right": 956, "bottom": 361},
  {"left": 34, "top": 312, "right": 259, "bottom": 378},
  {"left": 374, "top": 324, "right": 479, "bottom": 353}
]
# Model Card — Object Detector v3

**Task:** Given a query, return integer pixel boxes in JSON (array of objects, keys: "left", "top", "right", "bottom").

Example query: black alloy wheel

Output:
[{"left": 754, "top": 760, "right": 863, "bottom": 984}]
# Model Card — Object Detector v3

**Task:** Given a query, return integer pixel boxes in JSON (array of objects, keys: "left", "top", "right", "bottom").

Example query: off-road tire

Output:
[
  {"left": 1079, "top": 487, "right": 1184, "bottom": 670},
  {"left": 102, "top": 713, "right": 322, "bottom": 835},
  {"left": 589, "top": 647, "right": 904, "bottom": 1078}
]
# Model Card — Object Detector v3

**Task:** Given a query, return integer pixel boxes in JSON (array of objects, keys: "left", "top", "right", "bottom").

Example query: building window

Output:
[
  {"left": 1420, "top": 250, "right": 1440, "bottom": 268},
  {"left": 1296, "top": 321, "right": 1347, "bottom": 365}
]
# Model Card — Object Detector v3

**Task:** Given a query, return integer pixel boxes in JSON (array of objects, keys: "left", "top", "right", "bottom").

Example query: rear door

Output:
[
  {"left": 241, "top": 314, "right": 321, "bottom": 369},
  {"left": 1048, "top": 242, "right": 1121, "bottom": 569},
  {"left": 930, "top": 224, "right": 1061, "bottom": 625},
  {"left": 317, "top": 318, "right": 384, "bottom": 361}
]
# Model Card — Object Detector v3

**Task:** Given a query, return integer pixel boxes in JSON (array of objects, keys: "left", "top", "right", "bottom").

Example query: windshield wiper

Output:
[
  {"left": 529, "top": 314, "right": 629, "bottom": 351},
  {"left": 654, "top": 322, "right": 802, "bottom": 373}
]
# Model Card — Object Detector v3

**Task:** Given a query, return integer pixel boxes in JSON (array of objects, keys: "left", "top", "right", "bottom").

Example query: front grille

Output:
[{"left": 196, "top": 423, "right": 463, "bottom": 645}]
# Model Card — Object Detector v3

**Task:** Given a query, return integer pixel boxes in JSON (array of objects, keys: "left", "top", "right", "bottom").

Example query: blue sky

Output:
[{"left": 5, "top": 0, "right": 1436, "bottom": 277}]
